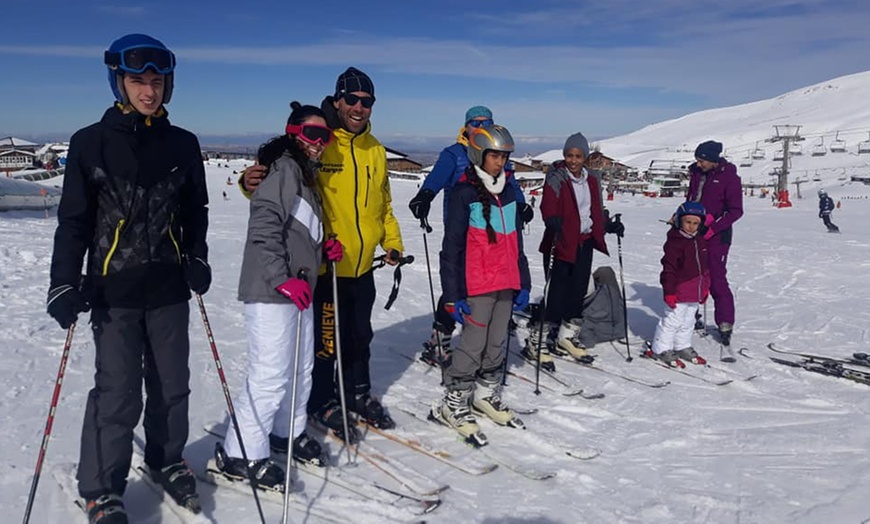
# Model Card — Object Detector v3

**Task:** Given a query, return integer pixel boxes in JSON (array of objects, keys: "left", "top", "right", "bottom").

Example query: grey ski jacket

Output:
[{"left": 238, "top": 152, "right": 323, "bottom": 303}]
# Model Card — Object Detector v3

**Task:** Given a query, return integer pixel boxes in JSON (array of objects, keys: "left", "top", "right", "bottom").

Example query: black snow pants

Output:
[
  {"left": 77, "top": 302, "right": 191, "bottom": 499},
  {"left": 308, "top": 270, "right": 377, "bottom": 414}
]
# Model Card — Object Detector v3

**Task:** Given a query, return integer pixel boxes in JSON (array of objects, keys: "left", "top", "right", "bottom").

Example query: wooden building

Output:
[
  {"left": 0, "top": 137, "right": 39, "bottom": 174},
  {"left": 385, "top": 147, "right": 422, "bottom": 173}
]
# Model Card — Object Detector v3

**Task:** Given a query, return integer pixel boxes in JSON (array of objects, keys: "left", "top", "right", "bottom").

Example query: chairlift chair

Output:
[
  {"left": 739, "top": 152, "right": 753, "bottom": 167},
  {"left": 830, "top": 131, "right": 846, "bottom": 153},
  {"left": 811, "top": 137, "right": 827, "bottom": 157},
  {"left": 752, "top": 142, "right": 766, "bottom": 159},
  {"left": 788, "top": 142, "right": 803, "bottom": 155},
  {"left": 858, "top": 132, "right": 870, "bottom": 154},
  {"left": 773, "top": 149, "right": 785, "bottom": 161}
]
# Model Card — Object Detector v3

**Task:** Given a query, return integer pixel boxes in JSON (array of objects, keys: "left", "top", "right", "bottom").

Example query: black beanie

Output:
[
  {"left": 334, "top": 67, "right": 375, "bottom": 98},
  {"left": 694, "top": 140, "right": 723, "bottom": 162}
]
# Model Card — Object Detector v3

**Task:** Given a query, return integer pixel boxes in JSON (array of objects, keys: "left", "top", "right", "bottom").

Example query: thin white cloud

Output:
[{"left": 94, "top": 4, "right": 146, "bottom": 16}]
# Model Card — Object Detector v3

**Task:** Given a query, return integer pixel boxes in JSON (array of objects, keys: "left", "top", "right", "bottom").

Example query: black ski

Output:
[
  {"left": 769, "top": 356, "right": 870, "bottom": 386},
  {"left": 768, "top": 343, "right": 870, "bottom": 369}
]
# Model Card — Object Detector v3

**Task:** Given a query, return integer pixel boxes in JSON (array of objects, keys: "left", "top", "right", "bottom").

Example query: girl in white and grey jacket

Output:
[{"left": 217, "top": 102, "right": 342, "bottom": 490}]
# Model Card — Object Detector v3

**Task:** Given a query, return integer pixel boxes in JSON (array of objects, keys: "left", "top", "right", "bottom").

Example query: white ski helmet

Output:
[{"left": 818, "top": 189, "right": 827, "bottom": 197}]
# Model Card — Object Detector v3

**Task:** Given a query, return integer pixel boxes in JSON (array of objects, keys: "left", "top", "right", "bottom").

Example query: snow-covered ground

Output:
[{"left": 3, "top": 157, "right": 870, "bottom": 523}]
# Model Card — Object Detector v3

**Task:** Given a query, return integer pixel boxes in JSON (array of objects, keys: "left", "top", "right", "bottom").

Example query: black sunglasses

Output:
[{"left": 342, "top": 93, "right": 376, "bottom": 109}]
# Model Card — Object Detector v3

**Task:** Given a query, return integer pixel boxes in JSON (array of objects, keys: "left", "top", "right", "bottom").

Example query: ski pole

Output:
[
  {"left": 283, "top": 268, "right": 308, "bottom": 524},
  {"left": 195, "top": 294, "right": 266, "bottom": 524},
  {"left": 614, "top": 214, "right": 633, "bottom": 362},
  {"left": 535, "top": 240, "right": 557, "bottom": 395},
  {"left": 329, "top": 244, "right": 354, "bottom": 465},
  {"left": 23, "top": 323, "right": 76, "bottom": 524},
  {"left": 501, "top": 322, "right": 511, "bottom": 386},
  {"left": 420, "top": 216, "right": 444, "bottom": 363}
]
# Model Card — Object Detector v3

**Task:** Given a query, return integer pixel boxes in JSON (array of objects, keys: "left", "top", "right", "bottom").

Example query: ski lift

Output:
[
  {"left": 773, "top": 148, "right": 784, "bottom": 161},
  {"left": 858, "top": 132, "right": 870, "bottom": 154},
  {"left": 752, "top": 141, "right": 766, "bottom": 159},
  {"left": 788, "top": 142, "right": 803, "bottom": 155},
  {"left": 830, "top": 131, "right": 846, "bottom": 153},
  {"left": 812, "top": 171, "right": 821, "bottom": 182},
  {"left": 739, "top": 151, "right": 753, "bottom": 167},
  {"left": 811, "top": 137, "right": 827, "bottom": 156}
]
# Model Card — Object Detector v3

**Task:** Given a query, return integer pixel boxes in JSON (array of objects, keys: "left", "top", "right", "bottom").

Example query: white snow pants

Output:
[
  {"left": 651, "top": 302, "right": 699, "bottom": 354},
  {"left": 224, "top": 302, "right": 314, "bottom": 460}
]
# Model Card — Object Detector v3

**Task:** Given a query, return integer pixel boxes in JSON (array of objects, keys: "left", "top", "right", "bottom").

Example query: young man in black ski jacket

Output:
[{"left": 46, "top": 33, "right": 209, "bottom": 523}]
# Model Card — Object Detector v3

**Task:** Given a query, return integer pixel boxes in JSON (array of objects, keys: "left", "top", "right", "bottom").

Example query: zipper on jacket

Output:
[
  {"left": 168, "top": 212, "right": 182, "bottom": 264},
  {"left": 102, "top": 219, "right": 126, "bottom": 276},
  {"left": 365, "top": 166, "right": 371, "bottom": 207},
  {"left": 350, "top": 134, "right": 365, "bottom": 276}
]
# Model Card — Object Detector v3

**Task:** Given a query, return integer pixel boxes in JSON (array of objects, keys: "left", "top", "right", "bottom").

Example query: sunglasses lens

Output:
[
  {"left": 469, "top": 119, "right": 494, "bottom": 128},
  {"left": 344, "top": 94, "right": 375, "bottom": 108},
  {"left": 122, "top": 47, "right": 174, "bottom": 73}
]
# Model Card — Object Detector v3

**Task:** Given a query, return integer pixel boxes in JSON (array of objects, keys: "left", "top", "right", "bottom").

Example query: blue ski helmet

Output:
[
  {"left": 674, "top": 201, "right": 706, "bottom": 226},
  {"left": 104, "top": 34, "right": 175, "bottom": 105}
]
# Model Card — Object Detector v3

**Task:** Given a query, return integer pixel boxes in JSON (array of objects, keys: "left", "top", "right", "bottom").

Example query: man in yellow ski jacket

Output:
[{"left": 238, "top": 68, "right": 403, "bottom": 437}]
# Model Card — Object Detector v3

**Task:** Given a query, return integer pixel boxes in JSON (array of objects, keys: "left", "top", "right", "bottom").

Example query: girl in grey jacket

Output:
[{"left": 216, "top": 102, "right": 342, "bottom": 490}]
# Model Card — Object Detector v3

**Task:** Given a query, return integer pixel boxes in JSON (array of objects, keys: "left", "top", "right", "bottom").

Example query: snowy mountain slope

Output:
[
  {"left": 536, "top": 70, "right": 870, "bottom": 186},
  {"left": 4, "top": 159, "right": 870, "bottom": 523}
]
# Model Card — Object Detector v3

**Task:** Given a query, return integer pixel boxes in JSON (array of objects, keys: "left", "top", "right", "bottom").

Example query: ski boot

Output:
[
  {"left": 555, "top": 319, "right": 595, "bottom": 364},
  {"left": 352, "top": 392, "right": 396, "bottom": 429},
  {"left": 472, "top": 381, "right": 525, "bottom": 429},
  {"left": 312, "top": 399, "right": 360, "bottom": 443},
  {"left": 642, "top": 347, "right": 685, "bottom": 368},
  {"left": 520, "top": 322, "right": 556, "bottom": 372},
  {"left": 676, "top": 346, "right": 707, "bottom": 365},
  {"left": 420, "top": 328, "right": 452, "bottom": 368},
  {"left": 214, "top": 442, "right": 286, "bottom": 492},
  {"left": 85, "top": 494, "right": 128, "bottom": 524},
  {"left": 151, "top": 460, "right": 200, "bottom": 513},
  {"left": 429, "top": 387, "right": 487, "bottom": 447},
  {"left": 269, "top": 431, "right": 325, "bottom": 467},
  {"left": 717, "top": 323, "right": 733, "bottom": 346}
]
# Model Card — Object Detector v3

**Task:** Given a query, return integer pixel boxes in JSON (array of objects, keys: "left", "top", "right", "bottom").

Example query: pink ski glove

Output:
[
  {"left": 705, "top": 213, "right": 715, "bottom": 227},
  {"left": 703, "top": 228, "right": 715, "bottom": 240},
  {"left": 324, "top": 238, "right": 343, "bottom": 262},
  {"left": 276, "top": 278, "right": 312, "bottom": 310},
  {"left": 664, "top": 294, "right": 678, "bottom": 309}
]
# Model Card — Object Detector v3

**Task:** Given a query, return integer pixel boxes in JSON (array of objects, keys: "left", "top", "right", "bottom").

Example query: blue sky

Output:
[{"left": 2, "top": 0, "right": 869, "bottom": 153}]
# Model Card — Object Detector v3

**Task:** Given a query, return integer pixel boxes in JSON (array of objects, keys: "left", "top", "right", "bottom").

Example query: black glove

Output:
[
  {"left": 185, "top": 256, "right": 212, "bottom": 295},
  {"left": 605, "top": 215, "right": 625, "bottom": 237},
  {"left": 519, "top": 203, "right": 534, "bottom": 224},
  {"left": 409, "top": 189, "right": 436, "bottom": 220},
  {"left": 544, "top": 216, "right": 562, "bottom": 235},
  {"left": 46, "top": 284, "right": 90, "bottom": 329}
]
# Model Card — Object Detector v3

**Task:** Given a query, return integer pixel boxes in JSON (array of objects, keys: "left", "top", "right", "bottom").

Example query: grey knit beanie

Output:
[{"left": 563, "top": 132, "right": 590, "bottom": 157}]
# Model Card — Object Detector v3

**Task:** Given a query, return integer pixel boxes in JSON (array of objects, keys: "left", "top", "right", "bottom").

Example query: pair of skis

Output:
[
  {"left": 767, "top": 343, "right": 870, "bottom": 386},
  {"left": 202, "top": 421, "right": 442, "bottom": 517}
]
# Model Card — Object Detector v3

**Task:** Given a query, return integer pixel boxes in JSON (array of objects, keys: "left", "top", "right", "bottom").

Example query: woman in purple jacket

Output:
[
  {"left": 686, "top": 141, "right": 743, "bottom": 344},
  {"left": 646, "top": 202, "right": 711, "bottom": 368}
]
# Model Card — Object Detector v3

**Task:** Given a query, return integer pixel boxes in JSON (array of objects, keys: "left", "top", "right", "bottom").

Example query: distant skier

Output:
[
  {"left": 818, "top": 189, "right": 840, "bottom": 233},
  {"left": 645, "top": 202, "right": 711, "bottom": 368}
]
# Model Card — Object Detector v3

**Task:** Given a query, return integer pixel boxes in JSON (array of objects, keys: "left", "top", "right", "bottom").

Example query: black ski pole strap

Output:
[
  {"left": 383, "top": 255, "right": 415, "bottom": 310},
  {"left": 384, "top": 265, "right": 402, "bottom": 310}
]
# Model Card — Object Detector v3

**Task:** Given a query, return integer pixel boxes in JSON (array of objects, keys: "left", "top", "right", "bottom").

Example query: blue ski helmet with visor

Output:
[{"left": 104, "top": 34, "right": 176, "bottom": 105}]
